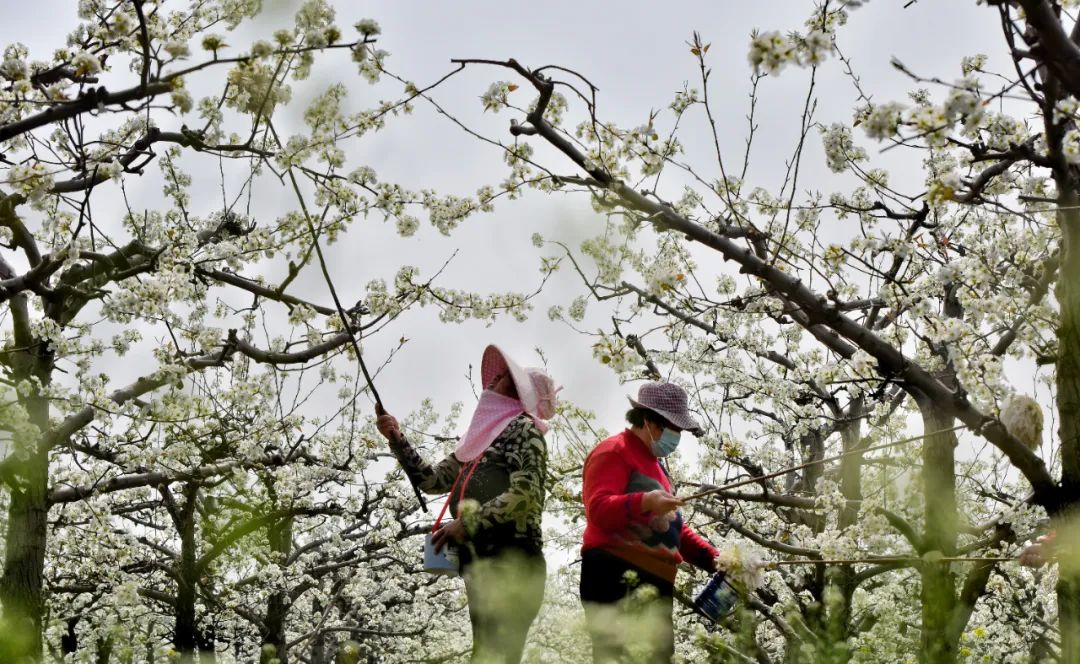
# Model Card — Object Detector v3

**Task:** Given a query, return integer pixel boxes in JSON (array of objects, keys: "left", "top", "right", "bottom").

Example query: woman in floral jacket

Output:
[{"left": 376, "top": 345, "right": 557, "bottom": 664}]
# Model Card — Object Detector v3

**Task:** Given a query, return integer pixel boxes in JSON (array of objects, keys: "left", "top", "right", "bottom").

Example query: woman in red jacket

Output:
[{"left": 579, "top": 381, "right": 718, "bottom": 663}]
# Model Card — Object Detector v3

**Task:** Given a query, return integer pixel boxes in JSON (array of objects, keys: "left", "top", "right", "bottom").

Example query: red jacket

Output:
[{"left": 581, "top": 429, "right": 717, "bottom": 582}]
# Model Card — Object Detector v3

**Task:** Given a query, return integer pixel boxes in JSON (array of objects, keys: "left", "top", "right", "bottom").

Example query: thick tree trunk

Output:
[
  {"left": 1, "top": 349, "right": 51, "bottom": 659},
  {"left": 821, "top": 414, "right": 864, "bottom": 663},
  {"left": 0, "top": 291, "right": 53, "bottom": 659},
  {"left": 174, "top": 485, "right": 199, "bottom": 659},
  {"left": 310, "top": 597, "right": 327, "bottom": 664},
  {"left": 1032, "top": 60, "right": 1080, "bottom": 663},
  {"left": 61, "top": 617, "right": 78, "bottom": 654},
  {"left": 262, "top": 594, "right": 289, "bottom": 664},
  {"left": 95, "top": 635, "right": 113, "bottom": 664},
  {"left": 1061, "top": 558, "right": 1080, "bottom": 664},
  {"left": 1056, "top": 196, "right": 1080, "bottom": 663},
  {"left": 262, "top": 516, "right": 293, "bottom": 664},
  {"left": 0, "top": 450, "right": 49, "bottom": 658},
  {"left": 919, "top": 405, "right": 959, "bottom": 664}
]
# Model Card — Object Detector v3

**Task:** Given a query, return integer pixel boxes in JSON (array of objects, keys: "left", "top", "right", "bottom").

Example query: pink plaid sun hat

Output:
[
  {"left": 481, "top": 345, "right": 559, "bottom": 423},
  {"left": 456, "top": 346, "right": 560, "bottom": 462},
  {"left": 628, "top": 382, "right": 702, "bottom": 434}
]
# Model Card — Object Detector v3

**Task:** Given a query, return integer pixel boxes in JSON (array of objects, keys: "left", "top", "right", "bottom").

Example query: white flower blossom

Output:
[
  {"left": 355, "top": 18, "right": 381, "bottom": 35},
  {"left": 395, "top": 214, "right": 419, "bottom": 237},
  {"left": 71, "top": 51, "right": 101, "bottom": 76},
  {"left": 713, "top": 542, "right": 767, "bottom": 590},
  {"left": 1063, "top": 129, "right": 1080, "bottom": 165},
  {"left": 163, "top": 39, "right": 191, "bottom": 59},
  {"left": 863, "top": 101, "right": 905, "bottom": 140},
  {"left": 95, "top": 159, "right": 123, "bottom": 181},
  {"left": 170, "top": 86, "right": 193, "bottom": 114},
  {"left": 480, "top": 81, "right": 517, "bottom": 112},
  {"left": 1, "top": 57, "right": 28, "bottom": 80},
  {"left": 250, "top": 40, "right": 274, "bottom": 59},
  {"left": 821, "top": 123, "right": 867, "bottom": 172},
  {"left": 748, "top": 30, "right": 800, "bottom": 74}
]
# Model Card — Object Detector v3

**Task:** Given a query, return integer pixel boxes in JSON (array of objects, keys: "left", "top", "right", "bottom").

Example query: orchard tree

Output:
[
  {"left": 0, "top": 0, "right": 546, "bottom": 660},
  {"left": 45, "top": 383, "right": 474, "bottom": 662},
  {"left": 446, "top": 0, "right": 1080, "bottom": 662}
]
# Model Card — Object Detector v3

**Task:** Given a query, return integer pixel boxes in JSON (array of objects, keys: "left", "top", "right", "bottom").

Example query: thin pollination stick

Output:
[
  {"left": 681, "top": 424, "right": 966, "bottom": 504},
  {"left": 288, "top": 169, "right": 428, "bottom": 511},
  {"left": 767, "top": 556, "right": 1016, "bottom": 567},
  {"left": 680, "top": 424, "right": 1023, "bottom": 569}
]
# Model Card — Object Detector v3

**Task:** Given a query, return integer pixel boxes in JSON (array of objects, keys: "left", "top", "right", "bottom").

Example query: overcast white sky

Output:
[{"left": 4, "top": 1, "right": 1019, "bottom": 455}]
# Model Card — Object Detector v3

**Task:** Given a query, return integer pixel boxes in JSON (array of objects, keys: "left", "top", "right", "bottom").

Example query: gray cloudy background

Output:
[{"left": 4, "top": 0, "right": 1012, "bottom": 447}]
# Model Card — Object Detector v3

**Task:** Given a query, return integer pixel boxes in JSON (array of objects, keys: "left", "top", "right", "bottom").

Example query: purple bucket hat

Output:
[{"left": 628, "top": 382, "right": 702, "bottom": 434}]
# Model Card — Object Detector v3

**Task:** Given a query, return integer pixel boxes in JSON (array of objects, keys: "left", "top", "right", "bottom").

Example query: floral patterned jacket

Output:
[{"left": 390, "top": 414, "right": 547, "bottom": 558}]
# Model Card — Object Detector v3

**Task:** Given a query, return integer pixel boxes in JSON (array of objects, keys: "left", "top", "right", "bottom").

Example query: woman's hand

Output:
[
  {"left": 431, "top": 519, "right": 466, "bottom": 552},
  {"left": 375, "top": 403, "right": 401, "bottom": 442},
  {"left": 1020, "top": 530, "right": 1057, "bottom": 568},
  {"left": 646, "top": 510, "right": 680, "bottom": 533},
  {"left": 641, "top": 489, "right": 683, "bottom": 515}
]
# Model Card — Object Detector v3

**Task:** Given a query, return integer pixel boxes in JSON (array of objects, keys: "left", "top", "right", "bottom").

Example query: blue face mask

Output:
[{"left": 650, "top": 428, "right": 681, "bottom": 457}]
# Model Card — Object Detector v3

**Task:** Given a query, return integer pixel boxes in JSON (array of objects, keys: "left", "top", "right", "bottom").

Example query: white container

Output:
[{"left": 423, "top": 533, "right": 460, "bottom": 576}]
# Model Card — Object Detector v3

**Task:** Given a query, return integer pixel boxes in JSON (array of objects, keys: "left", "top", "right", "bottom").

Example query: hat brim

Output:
[{"left": 627, "top": 396, "right": 702, "bottom": 435}]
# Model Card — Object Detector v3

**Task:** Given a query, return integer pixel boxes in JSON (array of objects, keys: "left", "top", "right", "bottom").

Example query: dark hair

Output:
[{"left": 626, "top": 407, "right": 673, "bottom": 430}]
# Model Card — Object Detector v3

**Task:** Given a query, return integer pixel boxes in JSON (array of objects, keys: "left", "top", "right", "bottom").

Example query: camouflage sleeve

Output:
[
  {"left": 388, "top": 435, "right": 462, "bottom": 494},
  {"left": 475, "top": 419, "right": 548, "bottom": 534}
]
